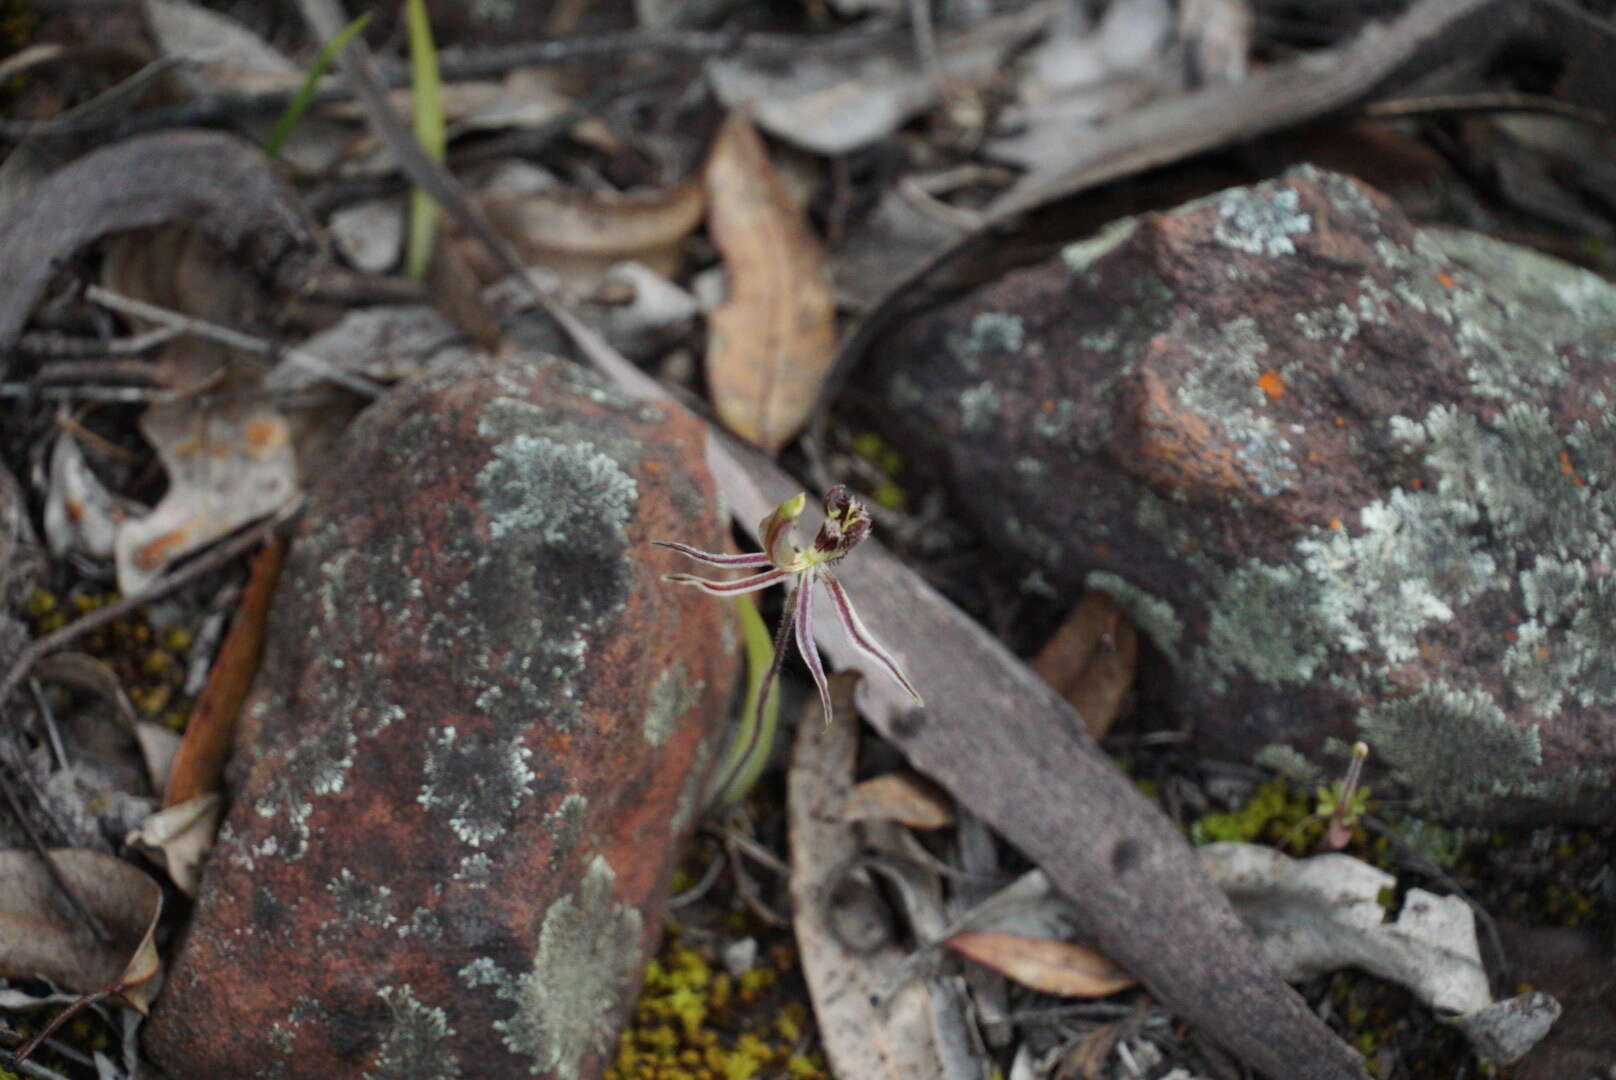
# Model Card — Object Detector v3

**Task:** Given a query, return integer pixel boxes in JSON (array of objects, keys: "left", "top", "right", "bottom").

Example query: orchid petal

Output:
[
  {"left": 823, "top": 575, "right": 923, "bottom": 704},
  {"left": 662, "top": 568, "right": 788, "bottom": 596},
  {"left": 652, "top": 540, "right": 773, "bottom": 569},
  {"left": 795, "top": 579, "right": 835, "bottom": 724}
]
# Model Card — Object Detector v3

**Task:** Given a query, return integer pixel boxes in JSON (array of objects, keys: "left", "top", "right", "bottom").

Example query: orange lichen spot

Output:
[
  {"left": 65, "top": 498, "right": 85, "bottom": 524},
  {"left": 1091, "top": 542, "right": 1110, "bottom": 559},
  {"left": 642, "top": 459, "right": 665, "bottom": 475},
  {"left": 1040, "top": 399, "right": 1056, "bottom": 413},
  {"left": 1503, "top": 630, "right": 1518, "bottom": 644},
  {"left": 1333, "top": 415, "right": 1347, "bottom": 427},
  {"left": 1537, "top": 644, "right": 1551, "bottom": 661},
  {"left": 1257, "top": 370, "right": 1286, "bottom": 400},
  {"left": 1573, "top": 475, "right": 1586, "bottom": 487},
  {"left": 1409, "top": 477, "right": 1424, "bottom": 490},
  {"left": 244, "top": 417, "right": 286, "bottom": 451},
  {"left": 137, "top": 528, "right": 190, "bottom": 570},
  {"left": 1560, "top": 451, "right": 1574, "bottom": 475},
  {"left": 1436, "top": 271, "right": 1455, "bottom": 289},
  {"left": 1329, "top": 517, "right": 1343, "bottom": 530}
]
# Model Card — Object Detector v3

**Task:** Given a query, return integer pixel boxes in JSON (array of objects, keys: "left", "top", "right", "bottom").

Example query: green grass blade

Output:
[
  {"left": 263, "top": 12, "right": 372, "bottom": 159},
  {"left": 403, "top": 0, "right": 445, "bottom": 281},
  {"left": 709, "top": 594, "right": 781, "bottom": 809}
]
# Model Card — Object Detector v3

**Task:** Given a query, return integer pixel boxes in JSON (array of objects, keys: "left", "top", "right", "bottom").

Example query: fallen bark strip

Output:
[
  {"left": 0, "top": 130, "right": 319, "bottom": 366},
  {"left": 295, "top": 11, "right": 1365, "bottom": 1071}
]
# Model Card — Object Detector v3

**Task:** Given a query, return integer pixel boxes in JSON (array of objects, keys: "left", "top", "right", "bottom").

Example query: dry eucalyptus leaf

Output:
[
  {"left": 1031, "top": 591, "right": 1138, "bottom": 740},
  {"left": 474, "top": 177, "right": 705, "bottom": 292},
  {"left": 32, "top": 652, "right": 142, "bottom": 734},
  {"left": 127, "top": 793, "right": 223, "bottom": 897},
  {"left": 164, "top": 537, "right": 282, "bottom": 807},
  {"left": 43, "top": 433, "right": 126, "bottom": 562},
  {"left": 944, "top": 930, "right": 1136, "bottom": 999},
  {"left": 788, "top": 674, "right": 947, "bottom": 1078},
  {"left": 708, "top": 4, "right": 1049, "bottom": 155},
  {"left": 113, "top": 396, "right": 299, "bottom": 595},
  {"left": 144, "top": 0, "right": 300, "bottom": 96},
  {"left": 703, "top": 113, "right": 836, "bottom": 454},
  {"left": 841, "top": 770, "right": 956, "bottom": 830},
  {"left": 0, "top": 849, "right": 163, "bottom": 1012}
]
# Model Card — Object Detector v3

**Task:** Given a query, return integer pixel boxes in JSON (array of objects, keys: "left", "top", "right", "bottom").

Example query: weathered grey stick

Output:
[{"left": 0, "top": 130, "right": 319, "bottom": 367}]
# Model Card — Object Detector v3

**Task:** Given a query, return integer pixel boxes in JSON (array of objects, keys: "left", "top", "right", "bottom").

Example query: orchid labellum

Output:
[{"left": 653, "top": 486, "right": 922, "bottom": 729}]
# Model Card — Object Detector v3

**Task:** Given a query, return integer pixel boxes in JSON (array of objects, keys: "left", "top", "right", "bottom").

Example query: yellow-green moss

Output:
[{"left": 606, "top": 930, "right": 826, "bottom": 1080}]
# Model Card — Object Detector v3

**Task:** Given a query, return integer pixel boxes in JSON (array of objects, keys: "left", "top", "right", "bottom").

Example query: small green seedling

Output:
[
  {"left": 655, "top": 486, "right": 923, "bottom": 806},
  {"left": 263, "top": 11, "right": 372, "bottom": 158}
]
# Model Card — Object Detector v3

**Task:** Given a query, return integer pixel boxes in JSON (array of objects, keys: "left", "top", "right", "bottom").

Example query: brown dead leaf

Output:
[
  {"left": 165, "top": 536, "right": 283, "bottom": 807},
  {"left": 474, "top": 177, "right": 705, "bottom": 291},
  {"left": 0, "top": 849, "right": 163, "bottom": 1012},
  {"left": 127, "top": 794, "right": 223, "bottom": 897},
  {"left": 703, "top": 112, "right": 837, "bottom": 453},
  {"left": 113, "top": 396, "right": 298, "bottom": 596},
  {"left": 788, "top": 673, "right": 948, "bottom": 1078},
  {"left": 1031, "top": 591, "right": 1138, "bottom": 740},
  {"left": 944, "top": 930, "right": 1136, "bottom": 999},
  {"left": 841, "top": 770, "right": 956, "bottom": 830}
]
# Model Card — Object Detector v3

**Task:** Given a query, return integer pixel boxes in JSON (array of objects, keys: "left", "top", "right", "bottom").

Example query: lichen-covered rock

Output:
[
  {"left": 864, "top": 165, "right": 1616, "bottom": 823},
  {"left": 144, "top": 351, "right": 740, "bottom": 1078}
]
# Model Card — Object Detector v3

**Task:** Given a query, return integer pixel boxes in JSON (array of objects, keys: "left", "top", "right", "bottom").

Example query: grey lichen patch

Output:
[
  {"left": 1060, "top": 217, "right": 1140, "bottom": 274},
  {"left": 1213, "top": 184, "right": 1311, "bottom": 257},
  {"left": 253, "top": 717, "right": 359, "bottom": 860},
  {"left": 477, "top": 434, "right": 637, "bottom": 545},
  {"left": 1296, "top": 488, "right": 1496, "bottom": 662},
  {"left": 1355, "top": 683, "right": 1542, "bottom": 817},
  {"left": 944, "top": 312, "right": 1025, "bottom": 374},
  {"left": 1295, "top": 302, "right": 1359, "bottom": 344},
  {"left": 465, "top": 855, "right": 644, "bottom": 1079},
  {"left": 545, "top": 793, "right": 588, "bottom": 869},
  {"left": 959, "top": 381, "right": 1002, "bottom": 434},
  {"left": 1174, "top": 317, "right": 1300, "bottom": 497},
  {"left": 1408, "top": 404, "right": 1603, "bottom": 555},
  {"left": 453, "top": 852, "right": 495, "bottom": 889},
  {"left": 644, "top": 664, "right": 703, "bottom": 748},
  {"left": 397, "top": 906, "right": 446, "bottom": 942},
  {"left": 1086, "top": 571, "right": 1184, "bottom": 664},
  {"left": 1509, "top": 572, "right": 1616, "bottom": 712},
  {"left": 1200, "top": 561, "right": 1332, "bottom": 685},
  {"left": 319, "top": 869, "right": 397, "bottom": 943},
  {"left": 366, "top": 985, "right": 460, "bottom": 1080},
  {"left": 418, "top": 726, "right": 536, "bottom": 848},
  {"left": 670, "top": 737, "right": 713, "bottom": 835},
  {"left": 1255, "top": 743, "right": 1322, "bottom": 783}
]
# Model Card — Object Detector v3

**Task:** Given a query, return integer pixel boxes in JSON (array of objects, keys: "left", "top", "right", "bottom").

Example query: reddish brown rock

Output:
[
  {"left": 863, "top": 165, "right": 1616, "bottom": 823},
  {"left": 144, "top": 351, "right": 740, "bottom": 1079}
]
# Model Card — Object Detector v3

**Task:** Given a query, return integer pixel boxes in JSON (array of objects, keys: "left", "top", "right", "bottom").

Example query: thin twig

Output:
[
  {"left": 17, "top": 326, "right": 179, "bottom": 359},
  {"left": 1364, "top": 91, "right": 1616, "bottom": 128},
  {"left": 0, "top": 505, "right": 298, "bottom": 715},
  {"left": 82, "top": 285, "right": 383, "bottom": 399},
  {"left": 26, "top": 678, "right": 68, "bottom": 771},
  {"left": 0, "top": 764, "right": 112, "bottom": 944},
  {"left": 12, "top": 990, "right": 112, "bottom": 1066},
  {"left": 0, "top": 1042, "right": 77, "bottom": 1080}
]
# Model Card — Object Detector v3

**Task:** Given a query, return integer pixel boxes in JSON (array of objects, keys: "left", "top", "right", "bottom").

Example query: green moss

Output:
[{"left": 1191, "top": 776, "right": 1312, "bottom": 846}]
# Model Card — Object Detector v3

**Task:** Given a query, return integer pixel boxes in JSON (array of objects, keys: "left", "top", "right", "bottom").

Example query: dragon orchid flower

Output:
[{"left": 653, "top": 486, "right": 922, "bottom": 727}]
